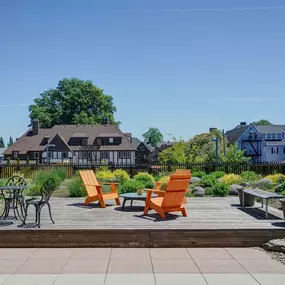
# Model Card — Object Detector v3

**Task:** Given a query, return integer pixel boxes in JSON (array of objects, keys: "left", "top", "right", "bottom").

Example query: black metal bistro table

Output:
[
  {"left": 120, "top": 192, "right": 158, "bottom": 210},
  {"left": 0, "top": 185, "right": 28, "bottom": 223}
]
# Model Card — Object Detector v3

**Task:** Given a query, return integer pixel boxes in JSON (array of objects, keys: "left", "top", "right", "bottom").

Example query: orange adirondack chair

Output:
[
  {"left": 144, "top": 177, "right": 191, "bottom": 219},
  {"left": 154, "top": 172, "right": 192, "bottom": 203},
  {"left": 79, "top": 170, "right": 121, "bottom": 208}
]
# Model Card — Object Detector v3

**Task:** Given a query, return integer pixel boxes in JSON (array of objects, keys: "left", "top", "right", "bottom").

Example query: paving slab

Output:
[
  {"left": 152, "top": 258, "right": 200, "bottom": 273},
  {"left": 105, "top": 274, "right": 155, "bottom": 285},
  {"left": 155, "top": 273, "right": 207, "bottom": 285},
  {"left": 54, "top": 274, "right": 105, "bottom": 285},
  {"left": 4, "top": 274, "right": 58, "bottom": 285},
  {"left": 203, "top": 274, "right": 259, "bottom": 285},
  {"left": 252, "top": 274, "right": 285, "bottom": 285}
]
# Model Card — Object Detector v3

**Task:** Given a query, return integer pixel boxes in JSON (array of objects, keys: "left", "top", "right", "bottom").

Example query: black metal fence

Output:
[{"left": 1, "top": 162, "right": 285, "bottom": 179}]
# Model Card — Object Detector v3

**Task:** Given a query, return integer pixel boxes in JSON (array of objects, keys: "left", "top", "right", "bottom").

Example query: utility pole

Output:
[
  {"left": 212, "top": 137, "right": 219, "bottom": 164},
  {"left": 222, "top": 129, "right": 226, "bottom": 156}
]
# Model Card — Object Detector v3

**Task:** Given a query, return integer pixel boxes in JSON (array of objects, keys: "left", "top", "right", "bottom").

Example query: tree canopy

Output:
[
  {"left": 159, "top": 130, "right": 249, "bottom": 164},
  {"left": 251, "top": 119, "right": 272, "bottom": 126},
  {"left": 7, "top": 136, "right": 13, "bottom": 147},
  {"left": 142, "top": 127, "right": 163, "bottom": 147},
  {"left": 0, "top": 137, "right": 4, "bottom": 148},
  {"left": 29, "top": 78, "right": 117, "bottom": 128}
]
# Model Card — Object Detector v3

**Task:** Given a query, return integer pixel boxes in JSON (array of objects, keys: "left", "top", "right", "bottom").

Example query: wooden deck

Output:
[{"left": 0, "top": 197, "right": 285, "bottom": 247}]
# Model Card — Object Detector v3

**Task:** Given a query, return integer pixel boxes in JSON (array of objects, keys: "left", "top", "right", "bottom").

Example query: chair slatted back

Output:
[
  {"left": 162, "top": 179, "right": 190, "bottom": 208},
  {"left": 174, "top": 169, "right": 191, "bottom": 175},
  {"left": 79, "top": 170, "right": 100, "bottom": 197},
  {"left": 161, "top": 172, "right": 191, "bottom": 208}
]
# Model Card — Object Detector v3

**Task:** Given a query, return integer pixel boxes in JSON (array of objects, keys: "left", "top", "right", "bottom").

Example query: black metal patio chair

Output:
[
  {"left": 22, "top": 178, "right": 56, "bottom": 228},
  {"left": 0, "top": 175, "right": 27, "bottom": 218}
]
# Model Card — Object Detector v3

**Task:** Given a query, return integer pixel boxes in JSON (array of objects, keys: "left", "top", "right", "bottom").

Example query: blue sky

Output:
[{"left": 0, "top": 0, "right": 284, "bottom": 144}]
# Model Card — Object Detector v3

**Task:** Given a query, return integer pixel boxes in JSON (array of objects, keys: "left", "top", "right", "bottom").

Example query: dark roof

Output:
[
  {"left": 132, "top": 137, "right": 143, "bottom": 149},
  {"left": 225, "top": 126, "right": 248, "bottom": 144},
  {"left": 255, "top": 125, "right": 285, "bottom": 133},
  {"left": 4, "top": 124, "right": 136, "bottom": 155},
  {"left": 71, "top": 133, "right": 88, "bottom": 138},
  {"left": 226, "top": 124, "right": 285, "bottom": 144}
]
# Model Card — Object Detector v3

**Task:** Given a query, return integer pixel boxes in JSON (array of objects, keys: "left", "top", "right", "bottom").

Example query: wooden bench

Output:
[{"left": 241, "top": 188, "right": 284, "bottom": 219}]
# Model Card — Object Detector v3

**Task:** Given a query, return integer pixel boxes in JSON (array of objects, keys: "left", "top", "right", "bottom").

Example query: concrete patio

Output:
[{"left": 0, "top": 247, "right": 284, "bottom": 284}]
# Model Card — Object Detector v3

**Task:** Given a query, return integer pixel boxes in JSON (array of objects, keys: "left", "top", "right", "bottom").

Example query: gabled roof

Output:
[
  {"left": 255, "top": 125, "right": 285, "bottom": 133},
  {"left": 132, "top": 137, "right": 143, "bottom": 149},
  {"left": 225, "top": 126, "right": 249, "bottom": 144},
  {"left": 0, "top": 148, "right": 7, "bottom": 155},
  {"left": 4, "top": 124, "right": 136, "bottom": 155},
  {"left": 226, "top": 124, "right": 285, "bottom": 144}
]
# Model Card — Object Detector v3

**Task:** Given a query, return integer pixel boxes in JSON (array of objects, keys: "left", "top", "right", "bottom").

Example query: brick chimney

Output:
[{"left": 32, "top": 120, "right": 39, "bottom": 136}]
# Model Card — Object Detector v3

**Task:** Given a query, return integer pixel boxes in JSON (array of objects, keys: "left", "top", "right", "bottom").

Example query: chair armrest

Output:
[
  {"left": 100, "top": 182, "right": 120, "bottom": 185},
  {"left": 144, "top": 189, "right": 165, "bottom": 194}
]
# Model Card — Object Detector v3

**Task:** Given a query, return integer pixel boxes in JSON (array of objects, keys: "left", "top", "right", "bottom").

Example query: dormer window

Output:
[{"left": 109, "top": 138, "right": 114, "bottom": 144}]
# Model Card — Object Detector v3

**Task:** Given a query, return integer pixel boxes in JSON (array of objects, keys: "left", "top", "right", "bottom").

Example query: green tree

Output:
[
  {"left": 0, "top": 137, "right": 4, "bottom": 148},
  {"left": 251, "top": 119, "right": 272, "bottom": 125},
  {"left": 224, "top": 144, "right": 250, "bottom": 163},
  {"left": 159, "top": 129, "right": 229, "bottom": 164},
  {"left": 29, "top": 78, "right": 117, "bottom": 128},
  {"left": 7, "top": 136, "right": 13, "bottom": 147},
  {"left": 143, "top": 127, "right": 163, "bottom": 147},
  {"left": 159, "top": 139, "right": 187, "bottom": 164}
]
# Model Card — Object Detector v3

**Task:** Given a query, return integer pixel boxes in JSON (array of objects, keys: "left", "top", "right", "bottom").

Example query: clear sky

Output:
[{"left": 0, "top": 0, "right": 284, "bottom": 144}]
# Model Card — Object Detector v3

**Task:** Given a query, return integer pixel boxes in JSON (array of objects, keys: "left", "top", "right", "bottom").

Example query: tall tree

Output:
[
  {"left": 0, "top": 137, "right": 5, "bottom": 148},
  {"left": 143, "top": 127, "right": 163, "bottom": 147},
  {"left": 251, "top": 119, "right": 272, "bottom": 125},
  {"left": 7, "top": 136, "right": 13, "bottom": 147},
  {"left": 29, "top": 78, "right": 117, "bottom": 128}
]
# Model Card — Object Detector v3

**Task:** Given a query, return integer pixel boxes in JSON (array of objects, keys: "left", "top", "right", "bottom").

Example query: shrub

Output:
[
  {"left": 204, "top": 187, "right": 213, "bottom": 196},
  {"left": 119, "top": 179, "right": 145, "bottom": 194},
  {"left": 154, "top": 171, "right": 171, "bottom": 181},
  {"left": 200, "top": 174, "right": 218, "bottom": 187},
  {"left": 96, "top": 170, "right": 115, "bottom": 182},
  {"left": 29, "top": 168, "right": 64, "bottom": 195},
  {"left": 265, "top": 174, "right": 285, "bottom": 184},
  {"left": 192, "top": 171, "right": 206, "bottom": 178},
  {"left": 133, "top": 172, "right": 155, "bottom": 188},
  {"left": 221, "top": 174, "right": 243, "bottom": 185},
  {"left": 212, "top": 182, "right": 229, "bottom": 197},
  {"left": 69, "top": 176, "right": 87, "bottom": 197},
  {"left": 158, "top": 176, "right": 170, "bottom": 190},
  {"left": 241, "top": 171, "right": 259, "bottom": 182},
  {"left": 113, "top": 169, "right": 130, "bottom": 183},
  {"left": 210, "top": 171, "right": 226, "bottom": 179},
  {"left": 0, "top": 179, "right": 6, "bottom": 187}
]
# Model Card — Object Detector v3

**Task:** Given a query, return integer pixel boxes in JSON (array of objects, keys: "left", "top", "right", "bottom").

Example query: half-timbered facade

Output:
[{"left": 4, "top": 121, "right": 136, "bottom": 165}]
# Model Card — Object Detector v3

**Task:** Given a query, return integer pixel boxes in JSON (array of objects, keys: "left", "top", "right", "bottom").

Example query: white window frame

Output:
[
  {"left": 277, "top": 133, "right": 282, "bottom": 140},
  {"left": 13, "top": 151, "right": 18, "bottom": 159},
  {"left": 272, "top": 133, "right": 277, "bottom": 140},
  {"left": 109, "top": 138, "right": 114, "bottom": 143},
  {"left": 127, "top": 151, "right": 131, "bottom": 158}
]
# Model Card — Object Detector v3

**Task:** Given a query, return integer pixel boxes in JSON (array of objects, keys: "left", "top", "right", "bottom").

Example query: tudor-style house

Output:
[
  {"left": 4, "top": 120, "right": 137, "bottom": 165},
  {"left": 226, "top": 122, "right": 285, "bottom": 162}
]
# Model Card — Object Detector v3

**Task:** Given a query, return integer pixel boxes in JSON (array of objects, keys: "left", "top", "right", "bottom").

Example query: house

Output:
[
  {"left": 146, "top": 141, "right": 173, "bottom": 163},
  {"left": 132, "top": 138, "right": 150, "bottom": 164},
  {"left": 226, "top": 122, "right": 285, "bottom": 162},
  {"left": 3, "top": 120, "right": 136, "bottom": 165}
]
